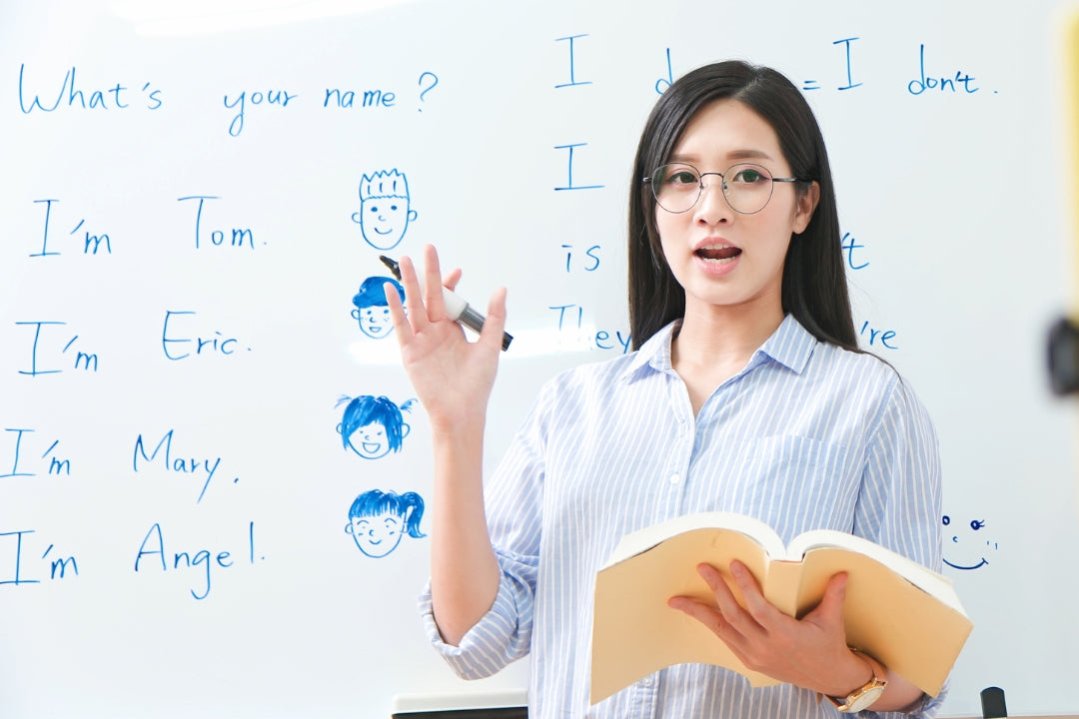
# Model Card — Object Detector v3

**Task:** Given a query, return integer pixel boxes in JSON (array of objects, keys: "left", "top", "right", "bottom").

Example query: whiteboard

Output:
[{"left": 2, "top": 1, "right": 1078, "bottom": 717}]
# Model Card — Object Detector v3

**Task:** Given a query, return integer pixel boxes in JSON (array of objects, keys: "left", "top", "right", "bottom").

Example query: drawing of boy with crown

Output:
[{"left": 350, "top": 168, "right": 419, "bottom": 250}]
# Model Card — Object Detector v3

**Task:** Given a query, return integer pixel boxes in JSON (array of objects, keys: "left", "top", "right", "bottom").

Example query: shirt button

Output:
[{"left": 669, "top": 473, "right": 681, "bottom": 485}]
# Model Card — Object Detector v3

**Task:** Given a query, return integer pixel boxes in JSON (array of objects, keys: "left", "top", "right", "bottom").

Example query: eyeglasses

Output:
[{"left": 643, "top": 162, "right": 808, "bottom": 215}]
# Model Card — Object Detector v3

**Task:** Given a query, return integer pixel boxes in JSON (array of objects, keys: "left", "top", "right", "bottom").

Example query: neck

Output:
[{"left": 672, "top": 297, "right": 784, "bottom": 371}]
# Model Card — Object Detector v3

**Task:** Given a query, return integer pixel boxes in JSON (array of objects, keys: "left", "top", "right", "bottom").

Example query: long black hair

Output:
[{"left": 628, "top": 60, "right": 856, "bottom": 351}]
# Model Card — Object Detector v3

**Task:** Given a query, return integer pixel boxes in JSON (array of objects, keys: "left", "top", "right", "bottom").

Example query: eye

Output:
[
  {"left": 970, "top": 519, "right": 985, "bottom": 530},
  {"left": 369, "top": 205, "right": 379, "bottom": 213},
  {"left": 390, "top": 204, "right": 398, "bottom": 211},
  {"left": 659, "top": 167, "right": 699, "bottom": 186},
  {"left": 942, "top": 515, "right": 951, "bottom": 526},
  {"left": 731, "top": 167, "right": 767, "bottom": 184}
]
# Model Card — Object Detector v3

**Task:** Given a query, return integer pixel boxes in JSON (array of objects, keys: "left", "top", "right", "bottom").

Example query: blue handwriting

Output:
[
  {"left": 177, "top": 195, "right": 257, "bottom": 251},
  {"left": 161, "top": 310, "right": 244, "bottom": 361},
  {"left": 15, "top": 321, "right": 98, "bottom": 376},
  {"left": 133, "top": 429, "right": 226, "bottom": 503},
  {"left": 133, "top": 521, "right": 260, "bottom": 600},
  {"left": 554, "top": 143, "right": 604, "bottom": 191},
  {"left": 549, "top": 303, "right": 631, "bottom": 353},
  {"left": 223, "top": 88, "right": 297, "bottom": 137},
  {"left": 561, "top": 243, "right": 601, "bottom": 273},
  {"left": 1, "top": 429, "right": 71, "bottom": 478},
  {"left": 908, "top": 44, "right": 979, "bottom": 95},
  {"left": 859, "top": 320, "right": 898, "bottom": 350},
  {"left": 17, "top": 64, "right": 163, "bottom": 114},
  {"left": 555, "top": 34, "right": 592, "bottom": 88}
]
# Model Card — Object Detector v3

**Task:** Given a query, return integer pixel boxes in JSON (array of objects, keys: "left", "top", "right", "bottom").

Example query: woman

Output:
[{"left": 385, "top": 61, "right": 943, "bottom": 718}]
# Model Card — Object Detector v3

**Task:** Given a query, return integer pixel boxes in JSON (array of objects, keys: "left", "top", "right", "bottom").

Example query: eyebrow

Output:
[{"left": 670, "top": 148, "right": 774, "bottom": 163}]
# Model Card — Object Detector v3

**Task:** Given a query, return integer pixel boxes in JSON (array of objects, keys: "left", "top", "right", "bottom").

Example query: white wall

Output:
[{"left": 2, "top": 1, "right": 1077, "bottom": 716}]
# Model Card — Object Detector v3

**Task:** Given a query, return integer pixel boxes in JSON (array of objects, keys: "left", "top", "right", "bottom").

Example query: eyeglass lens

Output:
[{"left": 651, "top": 163, "right": 776, "bottom": 214}]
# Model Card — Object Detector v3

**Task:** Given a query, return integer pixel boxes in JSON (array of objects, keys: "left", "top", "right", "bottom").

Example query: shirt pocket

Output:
[{"left": 734, "top": 435, "right": 854, "bottom": 540}]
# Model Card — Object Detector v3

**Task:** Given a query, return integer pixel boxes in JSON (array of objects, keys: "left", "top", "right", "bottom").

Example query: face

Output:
[
  {"left": 359, "top": 196, "right": 414, "bottom": 251},
  {"left": 347, "top": 421, "right": 391, "bottom": 459},
  {"left": 348, "top": 512, "right": 404, "bottom": 558},
  {"left": 942, "top": 514, "right": 998, "bottom": 571},
  {"left": 353, "top": 305, "right": 394, "bottom": 339},
  {"left": 654, "top": 99, "right": 818, "bottom": 321}
]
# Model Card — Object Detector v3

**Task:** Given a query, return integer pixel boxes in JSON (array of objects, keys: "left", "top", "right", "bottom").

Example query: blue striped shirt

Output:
[{"left": 420, "top": 314, "right": 945, "bottom": 718}]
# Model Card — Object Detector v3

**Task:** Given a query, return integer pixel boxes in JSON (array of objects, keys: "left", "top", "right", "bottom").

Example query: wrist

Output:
[
  {"left": 429, "top": 410, "right": 486, "bottom": 438},
  {"left": 818, "top": 648, "right": 875, "bottom": 698},
  {"left": 823, "top": 649, "right": 889, "bottom": 713}
]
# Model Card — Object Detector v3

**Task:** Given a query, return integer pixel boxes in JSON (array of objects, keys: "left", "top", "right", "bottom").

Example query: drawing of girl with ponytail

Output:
[{"left": 345, "top": 489, "right": 426, "bottom": 558}]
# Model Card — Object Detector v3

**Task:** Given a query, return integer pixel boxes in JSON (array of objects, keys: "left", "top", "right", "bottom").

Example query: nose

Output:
[{"left": 693, "top": 176, "right": 733, "bottom": 225}]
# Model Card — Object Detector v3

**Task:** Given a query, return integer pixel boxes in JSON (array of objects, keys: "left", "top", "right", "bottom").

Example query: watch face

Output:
[{"left": 846, "top": 684, "right": 886, "bottom": 712}]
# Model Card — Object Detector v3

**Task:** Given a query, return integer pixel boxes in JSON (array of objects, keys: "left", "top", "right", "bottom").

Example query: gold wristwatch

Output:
[{"left": 827, "top": 650, "right": 888, "bottom": 713}]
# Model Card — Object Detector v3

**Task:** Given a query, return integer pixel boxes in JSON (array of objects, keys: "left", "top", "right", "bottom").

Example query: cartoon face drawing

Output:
[
  {"left": 351, "top": 276, "right": 405, "bottom": 339},
  {"left": 942, "top": 514, "right": 998, "bottom": 571},
  {"left": 345, "top": 489, "right": 426, "bottom": 559},
  {"left": 349, "top": 421, "right": 391, "bottom": 459},
  {"left": 336, "top": 395, "right": 414, "bottom": 460},
  {"left": 350, "top": 169, "right": 418, "bottom": 251},
  {"left": 348, "top": 512, "right": 404, "bottom": 558}
]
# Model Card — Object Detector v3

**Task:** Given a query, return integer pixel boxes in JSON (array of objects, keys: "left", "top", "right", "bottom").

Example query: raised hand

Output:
[{"left": 384, "top": 244, "right": 507, "bottom": 433}]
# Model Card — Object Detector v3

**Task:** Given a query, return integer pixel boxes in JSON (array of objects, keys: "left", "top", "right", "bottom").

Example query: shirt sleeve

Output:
[
  {"left": 854, "top": 374, "right": 947, "bottom": 718},
  {"left": 416, "top": 377, "right": 553, "bottom": 680}
]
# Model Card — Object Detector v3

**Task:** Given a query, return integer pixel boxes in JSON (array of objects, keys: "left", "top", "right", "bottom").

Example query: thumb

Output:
[{"left": 805, "top": 572, "right": 848, "bottom": 626}]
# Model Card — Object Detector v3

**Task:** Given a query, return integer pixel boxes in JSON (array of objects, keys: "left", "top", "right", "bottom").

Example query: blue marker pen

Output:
[{"left": 379, "top": 255, "right": 513, "bottom": 351}]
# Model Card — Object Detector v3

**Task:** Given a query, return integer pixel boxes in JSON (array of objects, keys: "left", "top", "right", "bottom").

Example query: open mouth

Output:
[
  {"left": 362, "top": 443, "right": 382, "bottom": 453},
  {"left": 695, "top": 246, "right": 742, "bottom": 263}
]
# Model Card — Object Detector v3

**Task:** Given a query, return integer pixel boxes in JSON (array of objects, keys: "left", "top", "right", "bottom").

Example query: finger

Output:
[
  {"left": 478, "top": 287, "right": 508, "bottom": 352},
  {"left": 443, "top": 268, "right": 463, "bottom": 292},
  {"left": 699, "top": 563, "right": 765, "bottom": 641},
  {"left": 399, "top": 255, "right": 429, "bottom": 331},
  {"left": 729, "top": 560, "right": 785, "bottom": 630},
  {"left": 804, "top": 572, "right": 848, "bottom": 629},
  {"left": 423, "top": 244, "right": 448, "bottom": 321},
  {"left": 384, "top": 282, "right": 414, "bottom": 345},
  {"left": 669, "top": 596, "right": 753, "bottom": 661}
]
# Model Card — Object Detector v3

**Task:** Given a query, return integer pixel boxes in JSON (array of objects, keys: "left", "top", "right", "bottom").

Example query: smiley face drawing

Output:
[
  {"left": 351, "top": 169, "right": 418, "bottom": 251},
  {"left": 336, "top": 395, "right": 415, "bottom": 460},
  {"left": 345, "top": 489, "right": 426, "bottom": 559},
  {"left": 941, "top": 514, "right": 998, "bottom": 571}
]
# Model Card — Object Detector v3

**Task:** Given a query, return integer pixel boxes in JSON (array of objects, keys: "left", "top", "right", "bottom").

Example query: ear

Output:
[
  {"left": 336, "top": 422, "right": 344, "bottom": 436},
  {"left": 401, "top": 422, "right": 411, "bottom": 439},
  {"left": 792, "top": 181, "right": 820, "bottom": 235},
  {"left": 351, "top": 211, "right": 362, "bottom": 225},
  {"left": 408, "top": 209, "right": 418, "bottom": 222},
  {"left": 351, "top": 308, "right": 361, "bottom": 320},
  {"left": 344, "top": 522, "right": 354, "bottom": 534}
]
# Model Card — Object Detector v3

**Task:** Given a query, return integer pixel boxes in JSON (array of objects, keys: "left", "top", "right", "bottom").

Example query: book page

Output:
[
  {"left": 592, "top": 526, "right": 777, "bottom": 703},
  {"left": 600, "top": 512, "right": 787, "bottom": 568},
  {"left": 795, "top": 547, "right": 972, "bottom": 697},
  {"left": 786, "top": 529, "right": 964, "bottom": 613}
]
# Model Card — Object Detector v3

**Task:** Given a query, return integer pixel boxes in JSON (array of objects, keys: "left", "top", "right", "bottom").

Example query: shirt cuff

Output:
[{"left": 418, "top": 574, "right": 525, "bottom": 680}]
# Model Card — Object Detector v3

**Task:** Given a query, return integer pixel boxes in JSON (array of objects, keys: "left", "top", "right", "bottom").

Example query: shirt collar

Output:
[{"left": 618, "top": 314, "right": 817, "bottom": 383}]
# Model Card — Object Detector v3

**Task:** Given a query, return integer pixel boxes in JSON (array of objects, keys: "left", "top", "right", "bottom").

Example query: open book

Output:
[{"left": 590, "top": 512, "right": 972, "bottom": 705}]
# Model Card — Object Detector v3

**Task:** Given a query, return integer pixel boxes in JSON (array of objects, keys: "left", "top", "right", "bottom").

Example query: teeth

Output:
[{"left": 700, "top": 256, "right": 737, "bottom": 263}]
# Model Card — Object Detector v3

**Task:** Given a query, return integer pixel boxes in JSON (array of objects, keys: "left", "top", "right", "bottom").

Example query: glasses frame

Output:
[{"left": 642, "top": 162, "right": 810, "bottom": 215}]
